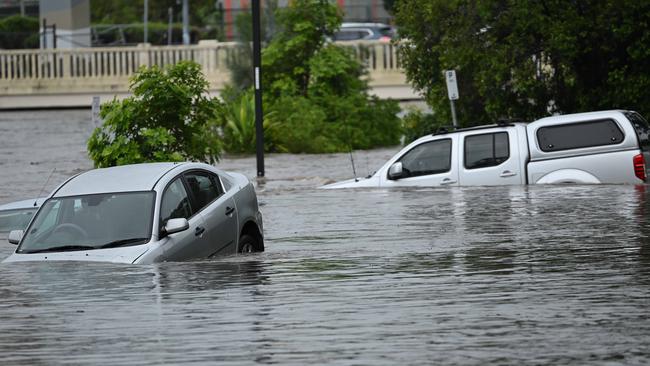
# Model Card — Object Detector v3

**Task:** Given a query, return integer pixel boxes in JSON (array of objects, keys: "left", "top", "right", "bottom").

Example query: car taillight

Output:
[
  {"left": 633, "top": 153, "right": 646, "bottom": 182},
  {"left": 379, "top": 36, "right": 391, "bottom": 43}
]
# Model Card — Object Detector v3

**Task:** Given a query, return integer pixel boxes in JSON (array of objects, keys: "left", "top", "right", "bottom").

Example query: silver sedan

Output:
[{"left": 3, "top": 162, "right": 263, "bottom": 264}]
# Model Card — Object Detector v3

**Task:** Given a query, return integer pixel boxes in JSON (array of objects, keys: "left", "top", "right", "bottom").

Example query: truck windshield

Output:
[
  {"left": 625, "top": 111, "right": 650, "bottom": 152},
  {"left": 18, "top": 192, "right": 154, "bottom": 254}
]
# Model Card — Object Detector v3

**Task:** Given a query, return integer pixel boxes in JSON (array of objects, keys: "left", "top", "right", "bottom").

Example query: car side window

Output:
[
  {"left": 464, "top": 132, "right": 510, "bottom": 169},
  {"left": 184, "top": 171, "right": 223, "bottom": 212},
  {"left": 160, "top": 178, "right": 192, "bottom": 224},
  {"left": 398, "top": 139, "right": 452, "bottom": 178}
]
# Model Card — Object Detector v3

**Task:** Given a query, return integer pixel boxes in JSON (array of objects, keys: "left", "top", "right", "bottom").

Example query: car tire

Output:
[{"left": 238, "top": 234, "right": 259, "bottom": 253}]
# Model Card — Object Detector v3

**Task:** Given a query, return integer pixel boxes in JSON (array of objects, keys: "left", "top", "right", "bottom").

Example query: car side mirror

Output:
[
  {"left": 8, "top": 230, "right": 24, "bottom": 245},
  {"left": 388, "top": 162, "right": 404, "bottom": 180},
  {"left": 163, "top": 218, "right": 189, "bottom": 236}
]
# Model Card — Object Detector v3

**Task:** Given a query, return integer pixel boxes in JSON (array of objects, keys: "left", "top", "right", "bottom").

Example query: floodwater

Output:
[{"left": 1, "top": 110, "right": 650, "bottom": 365}]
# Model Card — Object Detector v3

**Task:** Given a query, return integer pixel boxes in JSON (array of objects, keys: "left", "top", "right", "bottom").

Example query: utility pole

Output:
[
  {"left": 168, "top": 7, "right": 173, "bottom": 45},
  {"left": 182, "top": 0, "right": 189, "bottom": 45},
  {"left": 252, "top": 0, "right": 264, "bottom": 177},
  {"left": 143, "top": 0, "right": 149, "bottom": 43}
]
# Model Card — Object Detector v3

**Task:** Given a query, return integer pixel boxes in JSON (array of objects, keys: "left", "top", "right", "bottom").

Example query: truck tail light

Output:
[{"left": 634, "top": 153, "right": 646, "bottom": 182}]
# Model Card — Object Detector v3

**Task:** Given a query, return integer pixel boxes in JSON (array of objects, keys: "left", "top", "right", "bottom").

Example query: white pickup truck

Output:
[{"left": 323, "top": 110, "right": 650, "bottom": 188}]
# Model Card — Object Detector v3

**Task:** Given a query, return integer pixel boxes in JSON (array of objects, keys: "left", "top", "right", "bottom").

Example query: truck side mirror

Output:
[
  {"left": 8, "top": 230, "right": 24, "bottom": 245},
  {"left": 388, "top": 162, "right": 404, "bottom": 180}
]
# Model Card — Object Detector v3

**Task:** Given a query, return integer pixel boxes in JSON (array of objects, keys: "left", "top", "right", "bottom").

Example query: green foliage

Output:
[
  {"left": 394, "top": 0, "right": 650, "bottom": 125},
  {"left": 254, "top": 0, "right": 401, "bottom": 153},
  {"left": 0, "top": 15, "right": 39, "bottom": 49},
  {"left": 91, "top": 0, "right": 224, "bottom": 42},
  {"left": 88, "top": 61, "right": 223, "bottom": 167},
  {"left": 401, "top": 108, "right": 444, "bottom": 143},
  {"left": 267, "top": 96, "right": 337, "bottom": 153},
  {"left": 92, "top": 22, "right": 206, "bottom": 45},
  {"left": 262, "top": 0, "right": 342, "bottom": 98},
  {"left": 219, "top": 88, "right": 276, "bottom": 154}
]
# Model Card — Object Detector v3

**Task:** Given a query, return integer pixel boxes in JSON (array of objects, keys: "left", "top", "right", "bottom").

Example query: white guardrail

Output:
[{"left": 0, "top": 41, "right": 404, "bottom": 96}]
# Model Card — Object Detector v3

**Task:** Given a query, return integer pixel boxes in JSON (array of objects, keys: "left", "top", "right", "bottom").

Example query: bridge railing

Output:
[{"left": 0, "top": 41, "right": 402, "bottom": 88}]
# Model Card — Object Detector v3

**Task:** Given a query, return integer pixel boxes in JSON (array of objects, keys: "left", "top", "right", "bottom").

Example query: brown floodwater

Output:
[{"left": 1, "top": 110, "right": 649, "bottom": 365}]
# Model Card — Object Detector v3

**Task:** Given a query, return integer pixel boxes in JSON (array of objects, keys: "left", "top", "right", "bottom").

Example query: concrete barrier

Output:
[{"left": 0, "top": 41, "right": 418, "bottom": 109}]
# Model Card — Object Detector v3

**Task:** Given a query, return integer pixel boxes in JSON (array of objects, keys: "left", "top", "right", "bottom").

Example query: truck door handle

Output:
[
  {"left": 440, "top": 178, "right": 457, "bottom": 185},
  {"left": 195, "top": 226, "right": 205, "bottom": 236},
  {"left": 225, "top": 206, "right": 235, "bottom": 216},
  {"left": 500, "top": 170, "right": 517, "bottom": 177}
]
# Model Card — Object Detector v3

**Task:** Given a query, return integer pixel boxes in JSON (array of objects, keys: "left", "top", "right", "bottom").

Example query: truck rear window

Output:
[
  {"left": 624, "top": 111, "right": 650, "bottom": 152},
  {"left": 536, "top": 119, "right": 624, "bottom": 152}
]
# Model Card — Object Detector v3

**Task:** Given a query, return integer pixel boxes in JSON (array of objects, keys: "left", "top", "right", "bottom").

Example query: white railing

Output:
[{"left": 0, "top": 41, "right": 403, "bottom": 92}]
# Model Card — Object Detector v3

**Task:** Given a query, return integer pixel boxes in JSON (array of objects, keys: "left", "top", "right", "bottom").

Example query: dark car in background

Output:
[{"left": 332, "top": 22, "right": 396, "bottom": 42}]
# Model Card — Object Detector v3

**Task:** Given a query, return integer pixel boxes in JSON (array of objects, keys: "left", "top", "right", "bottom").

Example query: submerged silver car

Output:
[{"left": 3, "top": 162, "right": 263, "bottom": 264}]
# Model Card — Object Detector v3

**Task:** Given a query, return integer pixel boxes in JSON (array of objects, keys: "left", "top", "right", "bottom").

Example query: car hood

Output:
[
  {"left": 320, "top": 175, "right": 380, "bottom": 189},
  {"left": 2, "top": 244, "right": 151, "bottom": 264}
]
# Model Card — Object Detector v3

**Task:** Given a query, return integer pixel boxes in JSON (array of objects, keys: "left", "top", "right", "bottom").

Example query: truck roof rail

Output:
[{"left": 432, "top": 122, "right": 518, "bottom": 136}]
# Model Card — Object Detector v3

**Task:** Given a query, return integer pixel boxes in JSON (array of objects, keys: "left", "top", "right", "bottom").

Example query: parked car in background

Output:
[
  {"left": 0, "top": 198, "right": 44, "bottom": 234},
  {"left": 332, "top": 22, "right": 396, "bottom": 42},
  {"left": 323, "top": 110, "right": 650, "bottom": 188},
  {"left": 3, "top": 162, "right": 263, "bottom": 264}
]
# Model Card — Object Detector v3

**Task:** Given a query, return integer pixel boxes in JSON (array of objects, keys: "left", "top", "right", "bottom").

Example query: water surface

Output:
[{"left": 1, "top": 110, "right": 649, "bottom": 365}]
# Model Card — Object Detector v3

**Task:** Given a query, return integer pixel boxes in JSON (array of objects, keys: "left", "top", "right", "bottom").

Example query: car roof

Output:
[
  {"left": 0, "top": 197, "right": 45, "bottom": 211},
  {"left": 341, "top": 22, "right": 392, "bottom": 29},
  {"left": 53, "top": 162, "right": 188, "bottom": 197}
]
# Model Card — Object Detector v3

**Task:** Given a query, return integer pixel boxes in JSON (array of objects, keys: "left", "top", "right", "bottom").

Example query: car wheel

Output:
[{"left": 238, "top": 234, "right": 258, "bottom": 253}]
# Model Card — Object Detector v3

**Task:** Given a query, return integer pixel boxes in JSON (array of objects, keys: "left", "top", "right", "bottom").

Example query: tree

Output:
[
  {"left": 394, "top": 0, "right": 650, "bottom": 126},
  {"left": 259, "top": 0, "right": 401, "bottom": 153},
  {"left": 87, "top": 61, "right": 222, "bottom": 167}
]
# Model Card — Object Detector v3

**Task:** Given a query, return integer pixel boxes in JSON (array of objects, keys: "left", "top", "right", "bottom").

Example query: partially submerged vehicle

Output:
[
  {"left": 3, "top": 162, "right": 263, "bottom": 264},
  {"left": 323, "top": 110, "right": 649, "bottom": 188},
  {"left": 0, "top": 198, "right": 44, "bottom": 234}
]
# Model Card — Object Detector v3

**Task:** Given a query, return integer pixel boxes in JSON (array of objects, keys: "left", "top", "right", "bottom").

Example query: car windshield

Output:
[
  {"left": 0, "top": 207, "right": 38, "bottom": 233},
  {"left": 18, "top": 191, "right": 155, "bottom": 254}
]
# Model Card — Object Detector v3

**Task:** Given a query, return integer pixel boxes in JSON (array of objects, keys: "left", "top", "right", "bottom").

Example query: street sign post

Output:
[{"left": 445, "top": 70, "right": 459, "bottom": 128}]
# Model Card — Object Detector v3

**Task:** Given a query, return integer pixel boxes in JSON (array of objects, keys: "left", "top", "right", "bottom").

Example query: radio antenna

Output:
[
  {"left": 34, "top": 168, "right": 56, "bottom": 206},
  {"left": 349, "top": 149, "right": 357, "bottom": 178}
]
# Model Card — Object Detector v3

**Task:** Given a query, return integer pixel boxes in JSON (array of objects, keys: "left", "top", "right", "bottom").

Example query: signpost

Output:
[{"left": 445, "top": 70, "right": 459, "bottom": 128}]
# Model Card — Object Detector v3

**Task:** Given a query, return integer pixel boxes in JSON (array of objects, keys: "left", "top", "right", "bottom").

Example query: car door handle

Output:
[
  {"left": 225, "top": 206, "right": 235, "bottom": 216},
  {"left": 500, "top": 170, "right": 517, "bottom": 177},
  {"left": 195, "top": 226, "right": 205, "bottom": 236},
  {"left": 440, "top": 178, "right": 457, "bottom": 185}
]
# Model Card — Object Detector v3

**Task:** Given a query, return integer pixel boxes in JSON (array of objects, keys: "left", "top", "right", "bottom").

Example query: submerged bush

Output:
[{"left": 88, "top": 61, "right": 223, "bottom": 167}]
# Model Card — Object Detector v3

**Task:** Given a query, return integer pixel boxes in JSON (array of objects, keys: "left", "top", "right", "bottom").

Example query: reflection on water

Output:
[{"left": 1, "top": 110, "right": 650, "bottom": 365}]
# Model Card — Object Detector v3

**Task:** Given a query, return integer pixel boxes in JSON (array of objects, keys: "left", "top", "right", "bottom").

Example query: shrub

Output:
[
  {"left": 401, "top": 108, "right": 445, "bottom": 143},
  {"left": 259, "top": 0, "right": 401, "bottom": 153},
  {"left": 0, "top": 15, "right": 39, "bottom": 49},
  {"left": 88, "top": 61, "right": 223, "bottom": 167},
  {"left": 220, "top": 88, "right": 276, "bottom": 154}
]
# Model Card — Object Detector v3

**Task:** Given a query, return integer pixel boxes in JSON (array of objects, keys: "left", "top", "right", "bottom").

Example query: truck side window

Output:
[
  {"left": 398, "top": 139, "right": 452, "bottom": 178},
  {"left": 464, "top": 132, "right": 510, "bottom": 169},
  {"left": 536, "top": 119, "right": 624, "bottom": 152}
]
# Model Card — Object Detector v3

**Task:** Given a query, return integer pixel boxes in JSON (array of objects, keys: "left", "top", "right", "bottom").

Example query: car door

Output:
[
  {"left": 381, "top": 135, "right": 459, "bottom": 187},
  {"left": 459, "top": 129, "right": 523, "bottom": 186},
  {"left": 159, "top": 177, "right": 207, "bottom": 261},
  {"left": 183, "top": 170, "right": 238, "bottom": 258}
]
